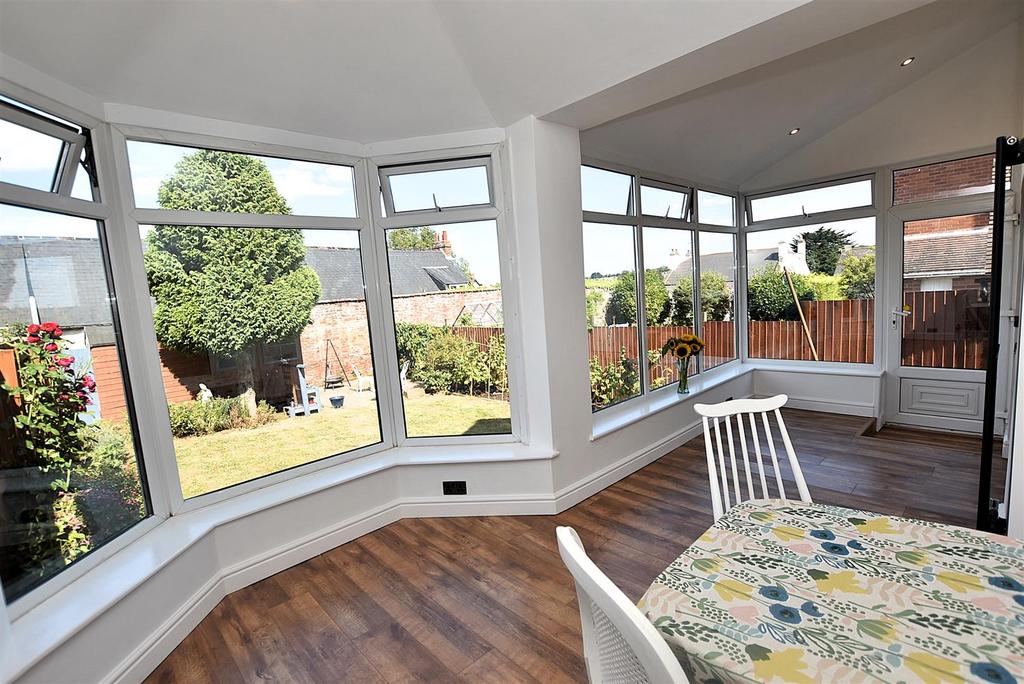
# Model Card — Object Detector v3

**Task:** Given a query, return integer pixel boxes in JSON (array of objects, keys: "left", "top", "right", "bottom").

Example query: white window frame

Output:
[
  {"left": 109, "top": 125, "right": 397, "bottom": 514},
  {"left": 0, "top": 89, "right": 164, "bottom": 619},
  {"left": 369, "top": 144, "right": 525, "bottom": 446},
  {"left": 744, "top": 174, "right": 875, "bottom": 229},
  {"left": 378, "top": 155, "right": 495, "bottom": 217},
  {"left": 582, "top": 157, "right": 741, "bottom": 413},
  {"left": 0, "top": 98, "right": 87, "bottom": 197},
  {"left": 640, "top": 177, "right": 692, "bottom": 221}
]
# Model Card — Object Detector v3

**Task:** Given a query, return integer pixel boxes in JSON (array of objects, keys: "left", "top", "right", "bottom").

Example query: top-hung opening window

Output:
[
  {"left": 640, "top": 179, "right": 691, "bottom": 220},
  {"left": 0, "top": 97, "right": 97, "bottom": 201},
  {"left": 747, "top": 176, "right": 873, "bottom": 224},
  {"left": 379, "top": 157, "right": 493, "bottom": 215}
]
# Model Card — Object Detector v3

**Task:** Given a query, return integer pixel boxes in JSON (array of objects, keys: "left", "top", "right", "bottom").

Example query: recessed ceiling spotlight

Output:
[
  {"left": 788, "top": 128, "right": 801, "bottom": 136},
  {"left": 900, "top": 57, "right": 915, "bottom": 67}
]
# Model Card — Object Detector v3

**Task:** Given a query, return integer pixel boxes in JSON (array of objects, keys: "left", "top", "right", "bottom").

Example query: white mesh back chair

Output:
[
  {"left": 693, "top": 394, "right": 811, "bottom": 521},
  {"left": 556, "top": 527, "right": 688, "bottom": 684}
]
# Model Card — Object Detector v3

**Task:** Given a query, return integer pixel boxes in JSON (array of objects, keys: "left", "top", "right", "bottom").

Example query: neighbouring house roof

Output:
[
  {"left": 0, "top": 238, "right": 469, "bottom": 338},
  {"left": 0, "top": 237, "right": 117, "bottom": 345},
  {"left": 903, "top": 230, "right": 991, "bottom": 278}
]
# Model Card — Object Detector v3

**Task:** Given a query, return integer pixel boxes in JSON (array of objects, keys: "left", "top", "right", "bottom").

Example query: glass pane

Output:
[
  {"left": 581, "top": 166, "right": 633, "bottom": 215},
  {"left": 894, "top": 155, "right": 1008, "bottom": 205},
  {"left": 583, "top": 222, "right": 640, "bottom": 410},
  {"left": 0, "top": 204, "right": 149, "bottom": 602},
  {"left": 139, "top": 224, "right": 382, "bottom": 498},
  {"left": 0, "top": 118, "right": 64, "bottom": 192},
  {"left": 749, "top": 179, "right": 872, "bottom": 222},
  {"left": 643, "top": 227, "right": 695, "bottom": 388},
  {"left": 70, "top": 157, "right": 94, "bottom": 202},
  {"left": 126, "top": 140, "right": 358, "bottom": 217},
  {"left": 746, "top": 217, "right": 875, "bottom": 362},
  {"left": 697, "top": 190, "right": 734, "bottom": 226},
  {"left": 387, "top": 165, "right": 490, "bottom": 213},
  {"left": 699, "top": 232, "right": 737, "bottom": 370},
  {"left": 385, "top": 221, "right": 510, "bottom": 437},
  {"left": 641, "top": 183, "right": 689, "bottom": 220},
  {"left": 901, "top": 213, "right": 992, "bottom": 369}
]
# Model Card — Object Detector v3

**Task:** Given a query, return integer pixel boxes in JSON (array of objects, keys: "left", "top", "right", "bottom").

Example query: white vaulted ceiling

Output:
[
  {"left": 0, "top": 0, "right": 814, "bottom": 143},
  {"left": 578, "top": 0, "right": 1023, "bottom": 188}
]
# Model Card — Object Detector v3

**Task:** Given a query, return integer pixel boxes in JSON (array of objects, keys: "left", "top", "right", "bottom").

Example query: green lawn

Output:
[{"left": 174, "top": 391, "right": 511, "bottom": 498}]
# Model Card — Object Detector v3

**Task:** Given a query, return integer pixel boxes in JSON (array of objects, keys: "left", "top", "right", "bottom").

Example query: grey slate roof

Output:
[
  {"left": 666, "top": 248, "right": 775, "bottom": 287},
  {"left": 903, "top": 231, "right": 990, "bottom": 278},
  {"left": 0, "top": 237, "right": 116, "bottom": 345},
  {"left": 0, "top": 239, "right": 469, "bottom": 339},
  {"left": 385, "top": 249, "right": 468, "bottom": 296}
]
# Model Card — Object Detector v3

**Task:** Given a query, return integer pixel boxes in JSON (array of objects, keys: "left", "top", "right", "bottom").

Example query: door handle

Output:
[{"left": 891, "top": 309, "right": 910, "bottom": 318}]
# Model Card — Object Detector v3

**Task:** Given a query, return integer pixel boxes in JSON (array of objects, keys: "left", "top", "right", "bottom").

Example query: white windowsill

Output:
[
  {"left": 591, "top": 362, "right": 752, "bottom": 441},
  {"left": 4, "top": 440, "right": 555, "bottom": 683}
]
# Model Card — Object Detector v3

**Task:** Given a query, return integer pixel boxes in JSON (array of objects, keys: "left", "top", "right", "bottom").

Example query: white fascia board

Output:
[{"left": 365, "top": 127, "right": 505, "bottom": 159}]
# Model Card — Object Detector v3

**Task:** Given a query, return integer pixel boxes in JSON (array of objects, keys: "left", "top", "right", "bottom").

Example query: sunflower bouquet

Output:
[{"left": 660, "top": 333, "right": 705, "bottom": 394}]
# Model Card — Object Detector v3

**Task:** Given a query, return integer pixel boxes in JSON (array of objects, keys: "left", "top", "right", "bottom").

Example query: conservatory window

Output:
[
  {"left": 384, "top": 220, "right": 511, "bottom": 437},
  {"left": 745, "top": 217, "right": 876, "bottom": 363},
  {"left": 126, "top": 140, "right": 358, "bottom": 217},
  {"left": 696, "top": 190, "right": 735, "bottom": 226},
  {"left": 380, "top": 158, "right": 492, "bottom": 214},
  {"left": 583, "top": 222, "right": 641, "bottom": 410},
  {"left": 0, "top": 99, "right": 90, "bottom": 198},
  {"left": 893, "top": 154, "right": 1009, "bottom": 205},
  {"left": 137, "top": 224, "right": 383, "bottom": 498},
  {"left": 641, "top": 180, "right": 690, "bottom": 220},
  {"left": 581, "top": 165, "right": 634, "bottom": 215},
  {"left": 748, "top": 177, "right": 873, "bottom": 223},
  {"left": 698, "top": 232, "right": 737, "bottom": 370},
  {"left": 0, "top": 203, "right": 150, "bottom": 603}
]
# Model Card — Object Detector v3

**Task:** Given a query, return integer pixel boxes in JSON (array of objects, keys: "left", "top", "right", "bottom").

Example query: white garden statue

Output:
[{"left": 197, "top": 383, "right": 213, "bottom": 403}]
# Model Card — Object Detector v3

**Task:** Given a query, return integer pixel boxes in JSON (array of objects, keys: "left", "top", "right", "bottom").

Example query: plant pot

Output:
[{"left": 329, "top": 396, "right": 345, "bottom": 409}]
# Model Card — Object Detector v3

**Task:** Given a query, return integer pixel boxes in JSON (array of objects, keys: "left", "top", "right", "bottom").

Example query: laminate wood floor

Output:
[{"left": 145, "top": 409, "right": 1006, "bottom": 683}]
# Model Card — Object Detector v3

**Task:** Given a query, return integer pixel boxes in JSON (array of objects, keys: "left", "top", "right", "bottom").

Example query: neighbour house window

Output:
[
  {"left": 748, "top": 177, "right": 872, "bottom": 223},
  {"left": 126, "top": 140, "right": 358, "bottom": 217},
  {"left": 893, "top": 154, "right": 1010, "bottom": 205},
  {"left": 582, "top": 163, "right": 739, "bottom": 412},
  {"left": 0, "top": 202, "right": 150, "bottom": 602},
  {"left": 745, "top": 217, "right": 876, "bottom": 363}
]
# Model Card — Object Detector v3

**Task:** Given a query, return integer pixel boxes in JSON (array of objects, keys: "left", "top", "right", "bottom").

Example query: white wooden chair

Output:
[
  {"left": 693, "top": 394, "right": 811, "bottom": 521},
  {"left": 399, "top": 360, "right": 410, "bottom": 398},
  {"left": 556, "top": 527, "right": 688, "bottom": 684}
]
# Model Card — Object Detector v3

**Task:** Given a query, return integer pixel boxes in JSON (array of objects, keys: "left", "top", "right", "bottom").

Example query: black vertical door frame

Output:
[{"left": 978, "top": 136, "right": 1024, "bottom": 533}]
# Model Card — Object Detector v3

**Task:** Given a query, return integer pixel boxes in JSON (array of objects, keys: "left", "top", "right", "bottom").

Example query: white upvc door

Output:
[{"left": 881, "top": 195, "right": 1018, "bottom": 434}]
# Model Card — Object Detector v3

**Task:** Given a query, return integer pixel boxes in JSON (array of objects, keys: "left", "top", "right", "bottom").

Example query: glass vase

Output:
[{"left": 676, "top": 357, "right": 690, "bottom": 394}]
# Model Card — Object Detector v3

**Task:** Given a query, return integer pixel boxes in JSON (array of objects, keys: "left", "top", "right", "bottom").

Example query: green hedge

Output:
[{"left": 167, "top": 396, "right": 277, "bottom": 438}]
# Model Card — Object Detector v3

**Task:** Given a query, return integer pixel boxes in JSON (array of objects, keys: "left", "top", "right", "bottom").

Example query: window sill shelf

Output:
[
  {"left": 591, "top": 362, "right": 752, "bottom": 441},
  {"left": 4, "top": 440, "right": 555, "bottom": 683}
]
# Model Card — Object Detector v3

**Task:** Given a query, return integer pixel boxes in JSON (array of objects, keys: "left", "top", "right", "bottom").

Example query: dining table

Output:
[{"left": 637, "top": 498, "right": 1024, "bottom": 683}]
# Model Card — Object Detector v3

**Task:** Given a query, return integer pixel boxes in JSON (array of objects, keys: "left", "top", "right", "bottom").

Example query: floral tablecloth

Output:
[{"left": 638, "top": 499, "right": 1024, "bottom": 683}]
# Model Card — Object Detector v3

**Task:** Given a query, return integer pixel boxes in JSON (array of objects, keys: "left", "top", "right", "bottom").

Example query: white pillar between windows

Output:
[
  {"left": 0, "top": 583, "right": 11, "bottom": 665},
  {"left": 505, "top": 116, "right": 593, "bottom": 491}
]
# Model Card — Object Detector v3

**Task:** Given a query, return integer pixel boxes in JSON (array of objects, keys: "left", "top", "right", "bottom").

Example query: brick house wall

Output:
[
  {"left": 86, "top": 288, "right": 504, "bottom": 420},
  {"left": 903, "top": 213, "right": 992, "bottom": 235}
]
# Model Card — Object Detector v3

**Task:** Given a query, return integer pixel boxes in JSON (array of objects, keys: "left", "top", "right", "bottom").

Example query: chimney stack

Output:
[{"left": 435, "top": 229, "right": 452, "bottom": 257}]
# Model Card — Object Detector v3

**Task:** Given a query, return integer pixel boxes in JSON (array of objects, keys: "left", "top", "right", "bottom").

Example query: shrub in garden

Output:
[
  {"left": 167, "top": 396, "right": 278, "bottom": 438},
  {"left": 418, "top": 331, "right": 488, "bottom": 395},
  {"left": 804, "top": 273, "right": 842, "bottom": 301},
  {"left": 670, "top": 272, "right": 732, "bottom": 325},
  {"left": 839, "top": 248, "right": 876, "bottom": 299},
  {"left": 605, "top": 270, "right": 670, "bottom": 325},
  {"left": 746, "top": 265, "right": 815, "bottom": 321},
  {"left": 590, "top": 348, "right": 639, "bottom": 409},
  {"left": 394, "top": 322, "right": 440, "bottom": 380}
]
